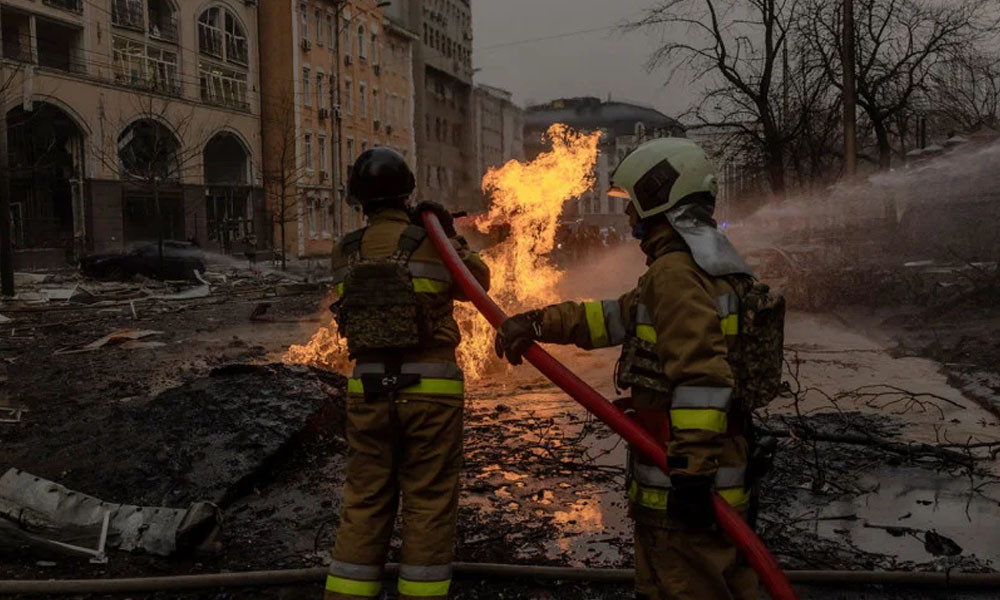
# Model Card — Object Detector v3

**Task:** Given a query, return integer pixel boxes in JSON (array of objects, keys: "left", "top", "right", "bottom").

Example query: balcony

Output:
[{"left": 42, "top": 0, "right": 83, "bottom": 14}]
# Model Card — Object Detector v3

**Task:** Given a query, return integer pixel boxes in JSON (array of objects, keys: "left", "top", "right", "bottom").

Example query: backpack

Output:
[
  {"left": 333, "top": 225, "right": 428, "bottom": 357},
  {"left": 728, "top": 281, "right": 786, "bottom": 411}
]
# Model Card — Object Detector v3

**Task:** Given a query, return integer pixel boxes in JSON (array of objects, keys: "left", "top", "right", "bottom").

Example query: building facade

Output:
[
  {"left": 474, "top": 83, "right": 523, "bottom": 182},
  {"left": 409, "top": 0, "right": 476, "bottom": 212},
  {"left": 525, "top": 97, "right": 685, "bottom": 232},
  {"left": 259, "top": 0, "right": 416, "bottom": 260},
  {"left": 1, "top": 0, "right": 263, "bottom": 268}
]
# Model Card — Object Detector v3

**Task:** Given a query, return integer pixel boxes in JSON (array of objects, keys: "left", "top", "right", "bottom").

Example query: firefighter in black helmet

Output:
[{"left": 325, "top": 147, "right": 490, "bottom": 600}]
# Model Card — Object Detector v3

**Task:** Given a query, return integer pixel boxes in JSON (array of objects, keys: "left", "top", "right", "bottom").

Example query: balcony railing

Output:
[{"left": 42, "top": 0, "right": 83, "bottom": 14}]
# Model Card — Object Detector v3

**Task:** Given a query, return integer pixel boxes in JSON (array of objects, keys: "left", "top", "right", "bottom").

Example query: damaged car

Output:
[{"left": 79, "top": 241, "right": 206, "bottom": 282}]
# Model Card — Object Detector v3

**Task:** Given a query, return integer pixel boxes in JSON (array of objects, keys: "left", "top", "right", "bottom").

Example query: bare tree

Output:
[
  {"left": 930, "top": 51, "right": 1000, "bottom": 133},
  {"left": 95, "top": 93, "right": 212, "bottom": 279},
  {"left": 801, "top": 0, "right": 994, "bottom": 169},
  {"left": 260, "top": 91, "right": 310, "bottom": 271},
  {"left": 627, "top": 0, "right": 806, "bottom": 196}
]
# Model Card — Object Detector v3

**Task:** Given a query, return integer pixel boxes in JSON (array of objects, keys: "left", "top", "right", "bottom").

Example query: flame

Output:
[
  {"left": 283, "top": 318, "right": 354, "bottom": 374},
  {"left": 285, "top": 124, "right": 601, "bottom": 379},
  {"left": 456, "top": 124, "right": 602, "bottom": 378}
]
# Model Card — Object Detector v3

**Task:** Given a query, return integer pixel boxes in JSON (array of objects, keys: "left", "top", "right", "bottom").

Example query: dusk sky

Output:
[{"left": 471, "top": 0, "right": 699, "bottom": 119}]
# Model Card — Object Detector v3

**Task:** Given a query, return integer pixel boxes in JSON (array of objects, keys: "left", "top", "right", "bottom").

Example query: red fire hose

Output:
[{"left": 423, "top": 212, "right": 798, "bottom": 600}]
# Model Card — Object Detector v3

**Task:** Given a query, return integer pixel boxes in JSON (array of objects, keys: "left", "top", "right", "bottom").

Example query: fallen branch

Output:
[{"left": 757, "top": 426, "right": 976, "bottom": 467}]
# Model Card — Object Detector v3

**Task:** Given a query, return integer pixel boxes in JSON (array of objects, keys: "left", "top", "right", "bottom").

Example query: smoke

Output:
[
  {"left": 728, "top": 140, "right": 1000, "bottom": 264},
  {"left": 556, "top": 243, "right": 648, "bottom": 301}
]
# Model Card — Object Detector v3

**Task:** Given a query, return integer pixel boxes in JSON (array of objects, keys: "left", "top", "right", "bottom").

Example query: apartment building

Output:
[
  {"left": 409, "top": 0, "right": 476, "bottom": 212},
  {"left": 259, "top": 0, "right": 417, "bottom": 260},
  {"left": 474, "top": 83, "right": 524, "bottom": 183},
  {"left": 1, "top": 0, "right": 263, "bottom": 267}
]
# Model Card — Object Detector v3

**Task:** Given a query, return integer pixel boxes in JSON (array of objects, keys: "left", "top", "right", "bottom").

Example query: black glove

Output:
[
  {"left": 494, "top": 310, "right": 543, "bottom": 366},
  {"left": 666, "top": 473, "right": 716, "bottom": 528},
  {"left": 413, "top": 201, "right": 456, "bottom": 237}
]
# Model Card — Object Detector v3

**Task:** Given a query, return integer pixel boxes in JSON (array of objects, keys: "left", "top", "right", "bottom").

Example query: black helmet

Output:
[{"left": 347, "top": 147, "right": 415, "bottom": 209}]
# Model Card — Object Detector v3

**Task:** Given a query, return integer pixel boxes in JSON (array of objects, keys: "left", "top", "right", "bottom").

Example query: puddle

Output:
[{"left": 791, "top": 466, "right": 1000, "bottom": 567}]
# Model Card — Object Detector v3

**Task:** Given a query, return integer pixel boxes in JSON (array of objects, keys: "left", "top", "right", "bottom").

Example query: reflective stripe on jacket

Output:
[
  {"left": 536, "top": 225, "right": 747, "bottom": 487},
  {"left": 330, "top": 208, "right": 490, "bottom": 403},
  {"left": 347, "top": 361, "right": 465, "bottom": 399}
]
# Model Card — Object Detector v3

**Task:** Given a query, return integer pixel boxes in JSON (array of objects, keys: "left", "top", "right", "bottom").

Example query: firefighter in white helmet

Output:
[{"left": 497, "top": 137, "right": 783, "bottom": 599}]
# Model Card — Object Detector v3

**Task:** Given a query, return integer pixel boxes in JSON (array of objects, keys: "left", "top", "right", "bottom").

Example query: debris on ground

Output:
[
  {"left": 53, "top": 329, "right": 165, "bottom": 356},
  {"left": 0, "top": 468, "right": 221, "bottom": 559}
]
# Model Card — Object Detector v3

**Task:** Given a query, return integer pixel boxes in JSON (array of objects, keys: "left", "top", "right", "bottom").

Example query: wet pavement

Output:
[{"left": 459, "top": 310, "right": 1000, "bottom": 575}]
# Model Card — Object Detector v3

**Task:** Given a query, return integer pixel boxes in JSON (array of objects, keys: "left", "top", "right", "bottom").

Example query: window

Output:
[
  {"left": 346, "top": 138, "right": 355, "bottom": 173},
  {"left": 371, "top": 34, "right": 379, "bottom": 64},
  {"left": 303, "top": 68, "right": 311, "bottom": 106},
  {"left": 358, "top": 24, "right": 366, "bottom": 59},
  {"left": 318, "top": 135, "right": 327, "bottom": 174},
  {"left": 317, "top": 73, "right": 325, "bottom": 109},
  {"left": 373, "top": 88, "right": 379, "bottom": 122},
  {"left": 344, "top": 78, "right": 353, "bottom": 114},
  {"left": 113, "top": 37, "right": 179, "bottom": 95},
  {"left": 315, "top": 9, "right": 323, "bottom": 45},
  {"left": 307, "top": 195, "right": 318, "bottom": 235},
  {"left": 321, "top": 194, "right": 330, "bottom": 234},
  {"left": 305, "top": 133, "right": 314, "bottom": 171},
  {"left": 198, "top": 6, "right": 250, "bottom": 107},
  {"left": 199, "top": 62, "right": 249, "bottom": 109},
  {"left": 224, "top": 11, "right": 248, "bottom": 64},
  {"left": 327, "top": 15, "right": 334, "bottom": 50},
  {"left": 361, "top": 139, "right": 368, "bottom": 153},
  {"left": 343, "top": 19, "right": 352, "bottom": 57},
  {"left": 198, "top": 7, "right": 223, "bottom": 57},
  {"left": 300, "top": 3, "right": 309, "bottom": 42},
  {"left": 112, "top": 0, "right": 144, "bottom": 30},
  {"left": 359, "top": 82, "right": 367, "bottom": 118}
]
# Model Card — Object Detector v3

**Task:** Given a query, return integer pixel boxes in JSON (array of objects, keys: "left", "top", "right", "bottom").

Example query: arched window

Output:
[
  {"left": 198, "top": 6, "right": 250, "bottom": 110},
  {"left": 358, "top": 24, "right": 367, "bottom": 59},
  {"left": 198, "top": 6, "right": 247, "bottom": 65},
  {"left": 119, "top": 119, "right": 181, "bottom": 181}
]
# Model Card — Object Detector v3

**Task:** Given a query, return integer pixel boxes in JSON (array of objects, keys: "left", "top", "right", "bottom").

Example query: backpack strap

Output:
[
  {"left": 342, "top": 228, "right": 367, "bottom": 264},
  {"left": 392, "top": 225, "right": 428, "bottom": 264}
]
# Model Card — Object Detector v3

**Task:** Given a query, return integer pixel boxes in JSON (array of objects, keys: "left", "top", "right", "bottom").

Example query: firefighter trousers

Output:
[
  {"left": 634, "top": 521, "right": 758, "bottom": 600},
  {"left": 325, "top": 396, "right": 463, "bottom": 600}
]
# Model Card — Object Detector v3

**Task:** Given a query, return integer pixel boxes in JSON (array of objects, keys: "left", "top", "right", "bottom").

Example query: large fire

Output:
[{"left": 285, "top": 124, "right": 601, "bottom": 379}]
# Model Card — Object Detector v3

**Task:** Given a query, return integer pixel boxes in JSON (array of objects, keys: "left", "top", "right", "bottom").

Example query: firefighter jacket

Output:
[
  {"left": 330, "top": 208, "right": 491, "bottom": 406},
  {"left": 536, "top": 223, "right": 750, "bottom": 525}
]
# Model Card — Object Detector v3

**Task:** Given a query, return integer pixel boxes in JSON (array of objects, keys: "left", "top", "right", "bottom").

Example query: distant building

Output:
[
  {"left": 1, "top": 0, "right": 263, "bottom": 268},
  {"left": 474, "top": 84, "right": 524, "bottom": 184},
  {"left": 525, "top": 97, "right": 685, "bottom": 232},
  {"left": 259, "top": 0, "right": 416, "bottom": 259},
  {"left": 409, "top": 0, "right": 477, "bottom": 212}
]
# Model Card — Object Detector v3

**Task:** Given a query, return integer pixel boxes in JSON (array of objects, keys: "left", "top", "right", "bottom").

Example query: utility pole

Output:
[
  {"left": 0, "top": 60, "right": 15, "bottom": 297},
  {"left": 842, "top": 0, "right": 858, "bottom": 178}
]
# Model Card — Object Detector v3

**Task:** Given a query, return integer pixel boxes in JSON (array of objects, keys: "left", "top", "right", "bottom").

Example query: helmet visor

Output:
[{"left": 633, "top": 158, "right": 680, "bottom": 213}]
